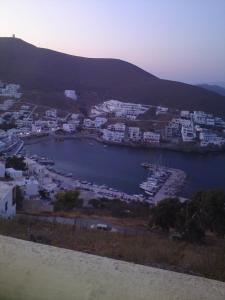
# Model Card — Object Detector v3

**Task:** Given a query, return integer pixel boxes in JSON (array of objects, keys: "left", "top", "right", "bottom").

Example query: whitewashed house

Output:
[
  {"left": 143, "top": 132, "right": 160, "bottom": 144},
  {"left": 181, "top": 120, "right": 196, "bottom": 142},
  {"left": 156, "top": 106, "right": 168, "bottom": 115},
  {"left": 71, "top": 114, "right": 80, "bottom": 120},
  {"left": 6, "top": 168, "right": 23, "bottom": 179},
  {"left": 165, "top": 119, "right": 181, "bottom": 139},
  {"left": 0, "top": 141, "right": 6, "bottom": 152},
  {"left": 128, "top": 127, "right": 141, "bottom": 141},
  {"left": 62, "top": 123, "right": 76, "bottom": 133},
  {"left": 206, "top": 118, "right": 215, "bottom": 126},
  {"left": 180, "top": 111, "right": 190, "bottom": 118},
  {"left": 0, "top": 161, "right": 6, "bottom": 177},
  {"left": 193, "top": 111, "right": 207, "bottom": 125},
  {"left": 24, "top": 179, "right": 39, "bottom": 198},
  {"left": 83, "top": 118, "right": 95, "bottom": 128},
  {"left": 107, "top": 123, "right": 126, "bottom": 132},
  {"left": 199, "top": 130, "right": 225, "bottom": 147},
  {"left": 102, "top": 129, "right": 124, "bottom": 143},
  {"left": 94, "top": 117, "right": 107, "bottom": 128},
  {"left": 46, "top": 109, "right": 57, "bottom": 118},
  {"left": 64, "top": 90, "right": 77, "bottom": 100},
  {"left": 0, "top": 83, "right": 21, "bottom": 98},
  {"left": 92, "top": 100, "right": 149, "bottom": 119},
  {"left": 0, "top": 182, "right": 16, "bottom": 219},
  {"left": 31, "top": 124, "right": 42, "bottom": 133}
]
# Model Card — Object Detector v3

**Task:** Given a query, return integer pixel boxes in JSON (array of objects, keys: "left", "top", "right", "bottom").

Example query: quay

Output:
[
  {"left": 140, "top": 163, "right": 186, "bottom": 204},
  {"left": 25, "top": 157, "right": 146, "bottom": 203}
]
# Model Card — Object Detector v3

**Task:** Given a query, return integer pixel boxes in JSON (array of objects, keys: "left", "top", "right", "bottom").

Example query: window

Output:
[{"left": 5, "top": 201, "right": 8, "bottom": 212}]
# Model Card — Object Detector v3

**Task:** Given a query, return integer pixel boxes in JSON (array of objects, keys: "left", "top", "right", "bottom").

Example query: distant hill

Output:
[
  {"left": 198, "top": 84, "right": 225, "bottom": 97},
  {"left": 1, "top": 37, "right": 225, "bottom": 114}
]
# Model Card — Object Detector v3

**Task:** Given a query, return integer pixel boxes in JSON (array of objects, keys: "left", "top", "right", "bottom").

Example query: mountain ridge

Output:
[
  {"left": 197, "top": 84, "right": 225, "bottom": 97},
  {"left": 1, "top": 37, "right": 225, "bottom": 114}
]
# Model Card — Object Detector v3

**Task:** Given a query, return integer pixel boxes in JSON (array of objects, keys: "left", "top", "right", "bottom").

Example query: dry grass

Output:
[{"left": 0, "top": 218, "right": 224, "bottom": 282}]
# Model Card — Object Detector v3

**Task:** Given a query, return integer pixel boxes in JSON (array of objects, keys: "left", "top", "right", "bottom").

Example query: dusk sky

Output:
[{"left": 1, "top": 0, "right": 225, "bottom": 84}]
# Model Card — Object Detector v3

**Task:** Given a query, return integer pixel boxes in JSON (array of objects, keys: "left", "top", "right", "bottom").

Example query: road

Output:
[{"left": 17, "top": 213, "right": 149, "bottom": 235}]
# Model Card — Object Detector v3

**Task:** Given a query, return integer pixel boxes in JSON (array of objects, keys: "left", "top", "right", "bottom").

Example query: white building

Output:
[
  {"left": 156, "top": 106, "right": 168, "bottom": 115},
  {"left": 0, "top": 182, "right": 16, "bottom": 218},
  {"left": 102, "top": 129, "right": 125, "bottom": 143},
  {"left": 64, "top": 90, "right": 77, "bottom": 100},
  {"left": 0, "top": 83, "right": 21, "bottom": 99},
  {"left": 94, "top": 117, "right": 107, "bottom": 128},
  {"left": 62, "top": 123, "right": 76, "bottom": 133},
  {"left": 206, "top": 118, "right": 215, "bottom": 127},
  {"left": 24, "top": 179, "right": 39, "bottom": 197},
  {"left": 83, "top": 118, "right": 95, "bottom": 128},
  {"left": 71, "top": 114, "right": 80, "bottom": 120},
  {"left": 31, "top": 124, "right": 42, "bottom": 133},
  {"left": 46, "top": 109, "right": 57, "bottom": 118},
  {"left": 193, "top": 111, "right": 205, "bottom": 125},
  {"left": 165, "top": 119, "right": 181, "bottom": 138},
  {"left": 0, "top": 140, "right": 6, "bottom": 152},
  {"left": 181, "top": 120, "right": 196, "bottom": 142},
  {"left": 0, "top": 99, "right": 15, "bottom": 111},
  {"left": 21, "top": 105, "right": 30, "bottom": 110},
  {"left": 91, "top": 100, "right": 149, "bottom": 119},
  {"left": 107, "top": 123, "right": 126, "bottom": 132},
  {"left": 180, "top": 110, "right": 190, "bottom": 118},
  {"left": 143, "top": 132, "right": 160, "bottom": 144},
  {"left": 199, "top": 130, "right": 225, "bottom": 147},
  {"left": 128, "top": 127, "right": 141, "bottom": 141},
  {"left": 6, "top": 168, "right": 23, "bottom": 179},
  {"left": 0, "top": 161, "right": 6, "bottom": 177}
]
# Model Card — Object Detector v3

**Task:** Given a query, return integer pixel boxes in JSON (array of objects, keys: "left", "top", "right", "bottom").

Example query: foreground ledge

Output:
[{"left": 0, "top": 235, "right": 225, "bottom": 300}]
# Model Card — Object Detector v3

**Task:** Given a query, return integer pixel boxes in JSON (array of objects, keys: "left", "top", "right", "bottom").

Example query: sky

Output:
[{"left": 1, "top": 0, "right": 225, "bottom": 84}]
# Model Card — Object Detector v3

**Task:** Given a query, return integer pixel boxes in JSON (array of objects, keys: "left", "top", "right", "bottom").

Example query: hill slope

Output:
[
  {"left": 0, "top": 37, "right": 225, "bottom": 114},
  {"left": 198, "top": 84, "right": 225, "bottom": 97}
]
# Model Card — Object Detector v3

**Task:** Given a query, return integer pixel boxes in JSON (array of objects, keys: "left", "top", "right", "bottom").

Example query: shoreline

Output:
[{"left": 23, "top": 132, "right": 225, "bottom": 154}]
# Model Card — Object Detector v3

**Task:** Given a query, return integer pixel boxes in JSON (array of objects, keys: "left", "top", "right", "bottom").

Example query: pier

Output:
[{"left": 140, "top": 163, "right": 186, "bottom": 204}]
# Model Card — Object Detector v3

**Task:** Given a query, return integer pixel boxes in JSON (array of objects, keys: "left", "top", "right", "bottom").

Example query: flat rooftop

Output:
[{"left": 0, "top": 235, "right": 224, "bottom": 300}]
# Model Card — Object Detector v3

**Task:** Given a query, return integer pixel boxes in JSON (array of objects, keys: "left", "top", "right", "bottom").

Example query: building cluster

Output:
[
  {"left": 0, "top": 160, "right": 23, "bottom": 218},
  {"left": 0, "top": 82, "right": 22, "bottom": 99},
  {"left": 0, "top": 80, "right": 225, "bottom": 152},
  {"left": 64, "top": 89, "right": 77, "bottom": 100},
  {"left": 0, "top": 157, "right": 60, "bottom": 218},
  {"left": 164, "top": 110, "right": 225, "bottom": 147},
  {"left": 91, "top": 100, "right": 150, "bottom": 120},
  {"left": 102, "top": 122, "right": 160, "bottom": 144}
]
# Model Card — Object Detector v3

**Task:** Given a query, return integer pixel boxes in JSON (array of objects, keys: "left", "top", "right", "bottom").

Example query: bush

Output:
[
  {"left": 54, "top": 189, "right": 82, "bottom": 211},
  {"left": 6, "top": 155, "right": 27, "bottom": 171},
  {"left": 150, "top": 188, "right": 225, "bottom": 242}
]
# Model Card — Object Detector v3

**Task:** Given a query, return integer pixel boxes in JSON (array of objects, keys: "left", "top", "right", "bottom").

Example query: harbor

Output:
[
  {"left": 25, "top": 153, "right": 186, "bottom": 205},
  {"left": 24, "top": 138, "right": 225, "bottom": 198}
]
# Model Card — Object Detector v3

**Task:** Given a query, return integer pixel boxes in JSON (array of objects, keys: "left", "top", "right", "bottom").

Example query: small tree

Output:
[
  {"left": 6, "top": 155, "right": 27, "bottom": 171},
  {"left": 150, "top": 198, "right": 182, "bottom": 232},
  {"left": 192, "top": 189, "right": 225, "bottom": 237},
  {"left": 89, "top": 198, "right": 101, "bottom": 209},
  {"left": 54, "top": 189, "right": 82, "bottom": 211}
]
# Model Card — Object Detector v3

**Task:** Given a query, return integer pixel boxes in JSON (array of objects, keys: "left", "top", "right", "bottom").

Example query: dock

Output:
[{"left": 140, "top": 163, "right": 186, "bottom": 204}]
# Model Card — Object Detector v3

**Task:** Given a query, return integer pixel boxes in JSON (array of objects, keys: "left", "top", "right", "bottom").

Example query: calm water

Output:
[{"left": 25, "top": 138, "right": 225, "bottom": 196}]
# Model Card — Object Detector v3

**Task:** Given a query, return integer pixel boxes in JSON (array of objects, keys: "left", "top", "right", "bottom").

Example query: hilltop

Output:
[{"left": 1, "top": 37, "right": 225, "bottom": 114}]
